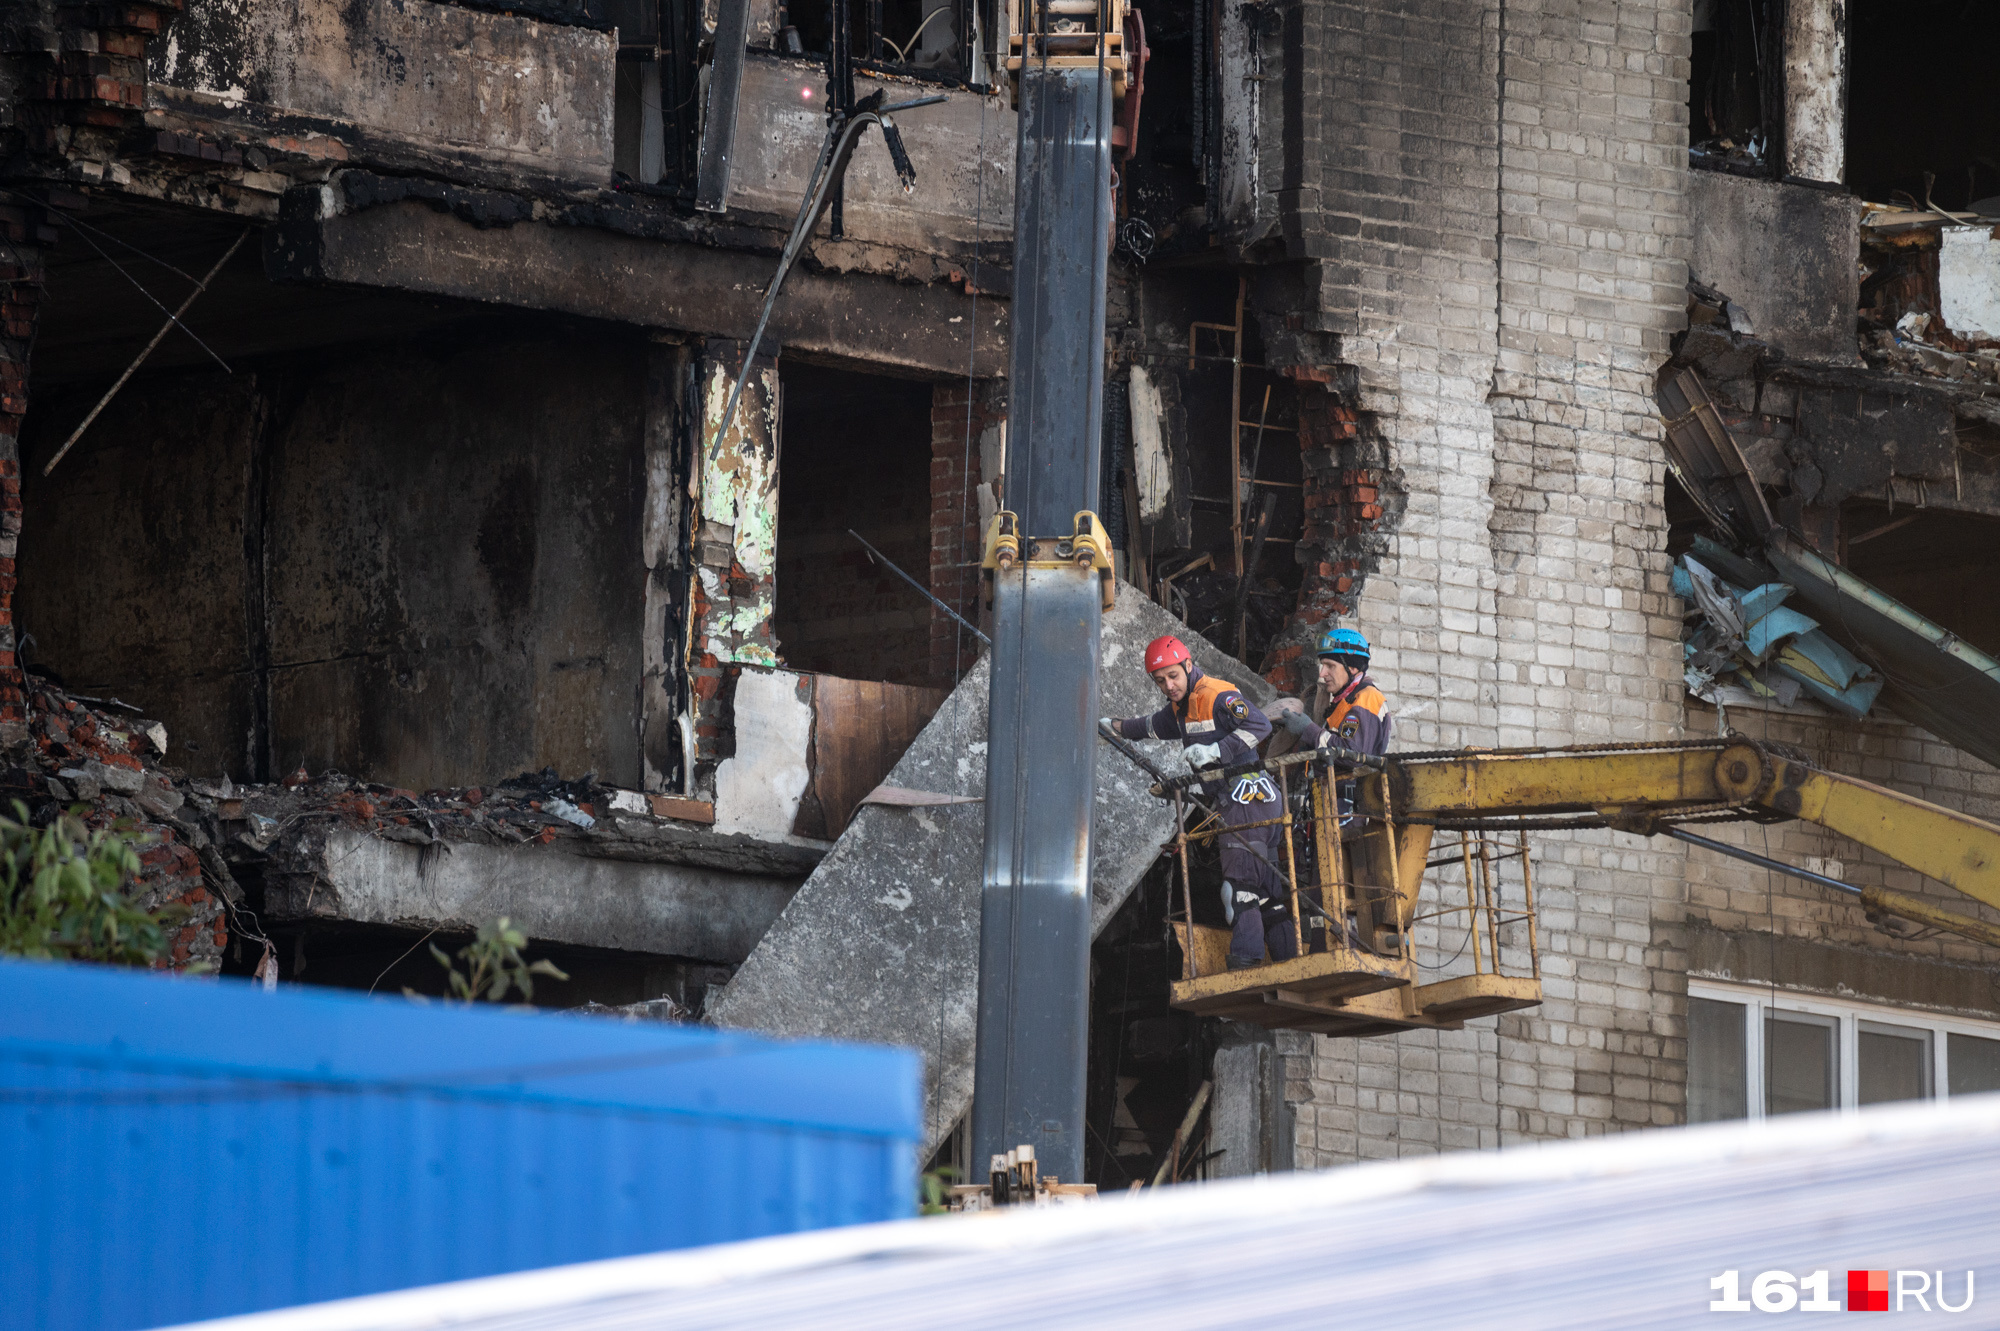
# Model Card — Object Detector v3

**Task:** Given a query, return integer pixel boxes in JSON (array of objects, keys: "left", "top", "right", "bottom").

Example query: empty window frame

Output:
[
  {"left": 1687, "top": 980, "right": 2000, "bottom": 1123},
  {"left": 785, "top": 0, "right": 978, "bottom": 83},
  {"left": 1686, "top": 0, "right": 1783, "bottom": 176}
]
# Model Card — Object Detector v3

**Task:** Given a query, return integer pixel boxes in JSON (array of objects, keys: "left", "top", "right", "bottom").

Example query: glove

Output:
[
  {"left": 1184, "top": 742, "right": 1222, "bottom": 771},
  {"left": 1279, "top": 709, "right": 1320, "bottom": 738}
]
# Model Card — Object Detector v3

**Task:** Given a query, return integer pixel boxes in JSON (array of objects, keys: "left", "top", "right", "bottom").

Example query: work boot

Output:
[{"left": 1226, "top": 955, "right": 1261, "bottom": 970}]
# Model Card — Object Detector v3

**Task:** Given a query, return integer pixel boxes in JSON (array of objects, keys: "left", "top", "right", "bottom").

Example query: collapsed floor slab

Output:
[
  {"left": 709, "top": 583, "right": 1278, "bottom": 1152},
  {"left": 264, "top": 830, "right": 804, "bottom": 964}
]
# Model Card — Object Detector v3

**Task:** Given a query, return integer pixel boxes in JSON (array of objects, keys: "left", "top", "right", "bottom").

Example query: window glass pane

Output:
[
  {"left": 1948, "top": 1032, "right": 2000, "bottom": 1097},
  {"left": 1858, "top": 1022, "right": 1931, "bottom": 1106},
  {"left": 1688, "top": 996, "right": 1748, "bottom": 1122},
  {"left": 1766, "top": 1011, "right": 1837, "bottom": 1115}
]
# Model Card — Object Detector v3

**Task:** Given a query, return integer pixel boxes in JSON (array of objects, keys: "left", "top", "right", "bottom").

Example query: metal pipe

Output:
[
  {"left": 1664, "top": 826, "right": 1862, "bottom": 896},
  {"left": 1518, "top": 828, "right": 1539, "bottom": 979},
  {"left": 848, "top": 528, "right": 991, "bottom": 645},
  {"left": 1279, "top": 766, "right": 1304, "bottom": 957},
  {"left": 970, "top": 63, "right": 1115, "bottom": 1187},
  {"left": 1459, "top": 834, "right": 1483, "bottom": 975},
  {"left": 1174, "top": 789, "right": 1197, "bottom": 979},
  {"left": 44, "top": 228, "right": 250, "bottom": 477},
  {"left": 1478, "top": 835, "right": 1501, "bottom": 974}
]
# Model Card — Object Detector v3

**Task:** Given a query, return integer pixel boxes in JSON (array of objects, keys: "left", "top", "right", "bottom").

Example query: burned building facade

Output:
[{"left": 4, "top": 0, "right": 2000, "bottom": 1182}]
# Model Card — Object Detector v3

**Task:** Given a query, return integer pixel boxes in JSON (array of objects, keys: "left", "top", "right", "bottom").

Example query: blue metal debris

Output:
[
  {"left": 1, "top": 960, "right": 920, "bottom": 1331},
  {"left": 1674, "top": 555, "right": 1884, "bottom": 717}
]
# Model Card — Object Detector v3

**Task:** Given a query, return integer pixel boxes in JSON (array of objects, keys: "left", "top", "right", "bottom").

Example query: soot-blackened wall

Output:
[{"left": 20, "top": 325, "right": 646, "bottom": 789}]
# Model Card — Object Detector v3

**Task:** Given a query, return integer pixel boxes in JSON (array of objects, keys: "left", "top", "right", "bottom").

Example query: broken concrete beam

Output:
[
  {"left": 709, "top": 583, "right": 1277, "bottom": 1152},
  {"left": 267, "top": 200, "right": 1009, "bottom": 380},
  {"left": 263, "top": 829, "right": 802, "bottom": 964},
  {"left": 1686, "top": 172, "right": 1861, "bottom": 367}
]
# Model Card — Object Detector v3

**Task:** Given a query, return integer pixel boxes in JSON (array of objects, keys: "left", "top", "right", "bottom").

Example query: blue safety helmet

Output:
[{"left": 1316, "top": 626, "right": 1370, "bottom": 668}]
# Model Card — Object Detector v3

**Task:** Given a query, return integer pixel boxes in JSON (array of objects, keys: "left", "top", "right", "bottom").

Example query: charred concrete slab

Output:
[
  {"left": 264, "top": 828, "right": 802, "bottom": 964},
  {"left": 267, "top": 197, "right": 1010, "bottom": 379},
  {"left": 709, "top": 583, "right": 1277, "bottom": 1150},
  {"left": 723, "top": 57, "right": 1013, "bottom": 252},
  {"left": 146, "top": 0, "right": 616, "bottom": 190},
  {"left": 1687, "top": 172, "right": 1861, "bottom": 366}
]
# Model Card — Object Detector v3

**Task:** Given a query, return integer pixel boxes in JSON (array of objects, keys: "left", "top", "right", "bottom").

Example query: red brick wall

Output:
[
  {"left": 0, "top": 213, "right": 46, "bottom": 726},
  {"left": 928, "top": 381, "right": 1003, "bottom": 684},
  {"left": 1261, "top": 372, "right": 1396, "bottom": 698}
]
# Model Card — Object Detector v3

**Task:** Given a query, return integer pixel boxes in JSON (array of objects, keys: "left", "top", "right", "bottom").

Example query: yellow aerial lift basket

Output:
[{"left": 1158, "top": 750, "right": 1542, "bottom": 1038}]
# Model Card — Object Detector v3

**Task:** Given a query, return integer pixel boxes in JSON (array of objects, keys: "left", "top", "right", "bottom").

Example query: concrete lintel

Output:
[
  {"left": 270, "top": 829, "right": 803, "bottom": 963},
  {"left": 1687, "top": 919, "right": 2000, "bottom": 1021},
  {"left": 266, "top": 197, "right": 1010, "bottom": 378}
]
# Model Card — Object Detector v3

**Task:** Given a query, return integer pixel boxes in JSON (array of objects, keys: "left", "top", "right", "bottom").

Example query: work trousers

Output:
[
  {"left": 1229, "top": 898, "right": 1301, "bottom": 966},
  {"left": 1216, "top": 783, "right": 1290, "bottom": 965}
]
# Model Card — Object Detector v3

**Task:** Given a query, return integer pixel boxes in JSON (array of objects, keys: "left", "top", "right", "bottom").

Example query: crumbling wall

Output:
[
  {"left": 21, "top": 326, "right": 648, "bottom": 790},
  {"left": 18, "top": 371, "right": 258, "bottom": 771},
  {"left": 1259, "top": 371, "right": 1400, "bottom": 698},
  {"left": 1266, "top": 0, "right": 1697, "bottom": 1164}
]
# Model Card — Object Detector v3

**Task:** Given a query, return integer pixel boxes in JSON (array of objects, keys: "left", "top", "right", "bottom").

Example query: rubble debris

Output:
[
  {"left": 5, "top": 673, "right": 820, "bottom": 975},
  {"left": 9, "top": 673, "right": 227, "bottom": 971},
  {"left": 1858, "top": 203, "right": 2000, "bottom": 382},
  {"left": 573, "top": 996, "right": 692, "bottom": 1023},
  {"left": 1673, "top": 545, "right": 1883, "bottom": 717}
]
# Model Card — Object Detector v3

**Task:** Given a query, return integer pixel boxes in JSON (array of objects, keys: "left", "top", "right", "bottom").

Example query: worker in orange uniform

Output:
[
  {"left": 1275, "top": 626, "right": 1393, "bottom": 826},
  {"left": 1104, "top": 635, "right": 1291, "bottom": 969}
]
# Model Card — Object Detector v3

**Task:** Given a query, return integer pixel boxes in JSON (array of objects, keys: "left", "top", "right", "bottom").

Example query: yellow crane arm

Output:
[
  {"left": 1779, "top": 764, "right": 2000, "bottom": 913},
  {"left": 1362, "top": 739, "right": 2000, "bottom": 949}
]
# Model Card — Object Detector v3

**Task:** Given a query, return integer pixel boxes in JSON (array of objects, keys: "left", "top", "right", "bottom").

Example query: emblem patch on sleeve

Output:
[{"left": 1226, "top": 697, "right": 1250, "bottom": 722}]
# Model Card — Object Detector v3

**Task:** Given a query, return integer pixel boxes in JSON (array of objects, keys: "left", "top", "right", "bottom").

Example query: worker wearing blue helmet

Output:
[{"left": 1276, "top": 626, "right": 1393, "bottom": 822}]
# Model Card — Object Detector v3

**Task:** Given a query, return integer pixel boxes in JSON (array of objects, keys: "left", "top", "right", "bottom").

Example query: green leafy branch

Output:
[
  {"left": 423, "top": 916, "right": 569, "bottom": 1004},
  {"left": 0, "top": 800, "right": 176, "bottom": 966}
]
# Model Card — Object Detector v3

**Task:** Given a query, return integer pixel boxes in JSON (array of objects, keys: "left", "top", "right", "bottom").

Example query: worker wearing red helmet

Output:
[{"left": 1105, "top": 634, "right": 1292, "bottom": 970}]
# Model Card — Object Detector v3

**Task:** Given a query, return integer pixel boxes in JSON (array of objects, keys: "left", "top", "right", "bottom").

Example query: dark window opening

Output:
[
  {"left": 1123, "top": 276, "right": 1306, "bottom": 671},
  {"left": 1119, "top": 0, "right": 1214, "bottom": 257},
  {"left": 1847, "top": 0, "right": 2000, "bottom": 212},
  {"left": 1837, "top": 502, "right": 2000, "bottom": 659},
  {"left": 774, "top": 362, "right": 937, "bottom": 685},
  {"left": 1085, "top": 863, "right": 1221, "bottom": 1189},
  {"left": 1687, "top": 0, "right": 1781, "bottom": 176},
  {"left": 786, "top": 0, "right": 973, "bottom": 83},
  {"left": 610, "top": 0, "right": 704, "bottom": 198}
]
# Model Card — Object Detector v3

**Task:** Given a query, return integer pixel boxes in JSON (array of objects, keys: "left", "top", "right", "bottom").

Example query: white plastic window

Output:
[{"left": 1687, "top": 979, "right": 2000, "bottom": 1121}]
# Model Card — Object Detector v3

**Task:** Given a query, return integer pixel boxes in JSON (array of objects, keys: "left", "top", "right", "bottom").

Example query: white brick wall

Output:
[
  {"left": 1681, "top": 702, "right": 2000, "bottom": 970},
  {"left": 1282, "top": 0, "right": 1697, "bottom": 1163}
]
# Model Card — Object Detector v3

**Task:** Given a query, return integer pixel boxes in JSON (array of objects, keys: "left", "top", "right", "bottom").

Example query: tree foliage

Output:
[{"left": 0, "top": 802, "right": 173, "bottom": 966}]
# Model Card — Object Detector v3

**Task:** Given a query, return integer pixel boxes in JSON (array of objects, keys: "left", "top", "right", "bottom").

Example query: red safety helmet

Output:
[{"left": 1144, "top": 634, "right": 1192, "bottom": 675}]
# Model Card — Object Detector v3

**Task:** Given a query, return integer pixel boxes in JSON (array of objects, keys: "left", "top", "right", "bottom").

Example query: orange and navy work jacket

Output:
[
  {"left": 1320, "top": 676, "right": 1391, "bottom": 761},
  {"left": 1115, "top": 665, "right": 1272, "bottom": 771}
]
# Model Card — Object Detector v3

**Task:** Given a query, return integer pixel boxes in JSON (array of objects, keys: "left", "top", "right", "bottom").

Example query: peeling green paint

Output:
[{"left": 695, "top": 357, "right": 781, "bottom": 667}]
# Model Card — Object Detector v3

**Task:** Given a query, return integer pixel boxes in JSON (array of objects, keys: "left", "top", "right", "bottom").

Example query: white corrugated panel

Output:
[{"left": 175, "top": 1094, "right": 2000, "bottom": 1330}]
